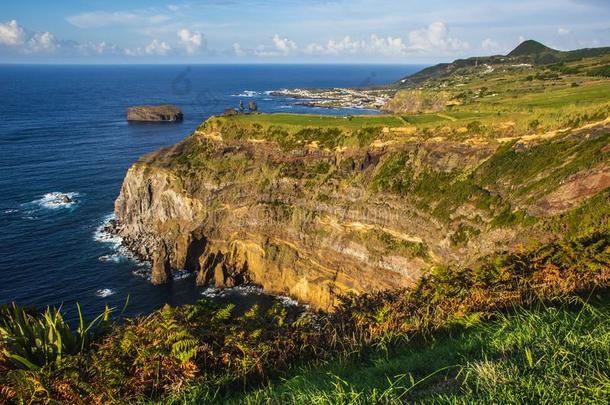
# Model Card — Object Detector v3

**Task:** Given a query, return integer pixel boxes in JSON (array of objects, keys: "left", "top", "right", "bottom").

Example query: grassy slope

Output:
[{"left": 216, "top": 295, "right": 610, "bottom": 404}]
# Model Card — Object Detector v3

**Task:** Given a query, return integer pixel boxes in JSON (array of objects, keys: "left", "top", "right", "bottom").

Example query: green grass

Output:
[
  {"left": 228, "top": 113, "right": 406, "bottom": 129},
  {"left": 401, "top": 113, "right": 451, "bottom": 125},
  {"left": 219, "top": 296, "right": 610, "bottom": 404}
]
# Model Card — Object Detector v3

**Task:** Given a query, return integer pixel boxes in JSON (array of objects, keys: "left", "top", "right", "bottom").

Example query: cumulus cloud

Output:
[
  {"left": 25, "top": 32, "right": 58, "bottom": 53},
  {"left": 262, "top": 22, "right": 466, "bottom": 58},
  {"left": 272, "top": 34, "right": 297, "bottom": 54},
  {"left": 77, "top": 41, "right": 119, "bottom": 55},
  {"left": 481, "top": 38, "right": 501, "bottom": 53},
  {"left": 305, "top": 36, "right": 364, "bottom": 55},
  {"left": 304, "top": 35, "right": 405, "bottom": 56},
  {"left": 125, "top": 39, "right": 172, "bottom": 56},
  {"left": 233, "top": 42, "right": 245, "bottom": 56},
  {"left": 407, "top": 22, "right": 469, "bottom": 53},
  {"left": 178, "top": 29, "right": 203, "bottom": 54},
  {"left": 0, "top": 20, "right": 26, "bottom": 46},
  {"left": 252, "top": 34, "right": 298, "bottom": 57},
  {"left": 66, "top": 11, "right": 170, "bottom": 29},
  {"left": 370, "top": 35, "right": 407, "bottom": 56},
  {"left": 0, "top": 20, "right": 58, "bottom": 53}
]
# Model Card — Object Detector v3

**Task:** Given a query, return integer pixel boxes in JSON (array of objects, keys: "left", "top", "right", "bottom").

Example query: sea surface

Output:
[{"left": 0, "top": 64, "right": 422, "bottom": 321}]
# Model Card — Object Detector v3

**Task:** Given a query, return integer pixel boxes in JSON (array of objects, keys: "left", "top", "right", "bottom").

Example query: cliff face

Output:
[{"left": 114, "top": 115, "right": 610, "bottom": 310}]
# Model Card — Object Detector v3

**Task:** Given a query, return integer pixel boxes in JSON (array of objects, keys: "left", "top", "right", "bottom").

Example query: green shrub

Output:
[{"left": 0, "top": 303, "right": 113, "bottom": 370}]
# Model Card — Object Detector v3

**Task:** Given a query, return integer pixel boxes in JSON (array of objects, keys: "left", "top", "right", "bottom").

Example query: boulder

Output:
[
  {"left": 248, "top": 101, "right": 258, "bottom": 112},
  {"left": 127, "top": 105, "right": 183, "bottom": 122}
]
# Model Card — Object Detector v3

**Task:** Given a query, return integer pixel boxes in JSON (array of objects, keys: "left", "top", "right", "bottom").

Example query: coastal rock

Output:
[
  {"left": 127, "top": 105, "right": 183, "bottom": 122},
  {"left": 151, "top": 244, "right": 171, "bottom": 284}
]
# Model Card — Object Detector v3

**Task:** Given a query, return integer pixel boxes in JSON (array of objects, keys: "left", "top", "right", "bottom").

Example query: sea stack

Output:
[{"left": 127, "top": 105, "right": 183, "bottom": 122}]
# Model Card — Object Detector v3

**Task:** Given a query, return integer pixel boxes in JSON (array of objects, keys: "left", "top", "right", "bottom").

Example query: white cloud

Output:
[
  {"left": 272, "top": 34, "right": 297, "bottom": 54},
  {"left": 0, "top": 20, "right": 26, "bottom": 46},
  {"left": 481, "top": 38, "right": 501, "bottom": 53},
  {"left": 125, "top": 39, "right": 172, "bottom": 56},
  {"left": 558, "top": 27, "right": 571, "bottom": 35},
  {"left": 305, "top": 36, "right": 363, "bottom": 55},
  {"left": 305, "top": 35, "right": 405, "bottom": 56},
  {"left": 25, "top": 32, "right": 58, "bottom": 53},
  {"left": 0, "top": 20, "right": 58, "bottom": 53},
  {"left": 145, "top": 39, "right": 171, "bottom": 55},
  {"left": 233, "top": 42, "right": 245, "bottom": 56},
  {"left": 407, "top": 22, "right": 469, "bottom": 53},
  {"left": 77, "top": 41, "right": 119, "bottom": 55},
  {"left": 253, "top": 35, "right": 298, "bottom": 57},
  {"left": 302, "top": 22, "right": 468, "bottom": 58},
  {"left": 370, "top": 35, "right": 406, "bottom": 56},
  {"left": 177, "top": 29, "right": 203, "bottom": 54},
  {"left": 66, "top": 11, "right": 170, "bottom": 29}
]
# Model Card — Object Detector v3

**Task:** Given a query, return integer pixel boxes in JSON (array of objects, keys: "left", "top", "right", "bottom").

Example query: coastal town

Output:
[{"left": 268, "top": 87, "right": 397, "bottom": 110}]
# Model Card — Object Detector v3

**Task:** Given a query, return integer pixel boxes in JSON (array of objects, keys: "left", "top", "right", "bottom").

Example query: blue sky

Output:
[{"left": 1, "top": 0, "right": 608, "bottom": 63}]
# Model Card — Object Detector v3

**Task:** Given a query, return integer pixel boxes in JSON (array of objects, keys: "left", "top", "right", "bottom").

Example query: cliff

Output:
[{"left": 113, "top": 112, "right": 610, "bottom": 310}]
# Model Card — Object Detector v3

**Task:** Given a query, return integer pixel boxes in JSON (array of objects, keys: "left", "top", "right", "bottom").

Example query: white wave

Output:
[
  {"left": 278, "top": 105, "right": 294, "bottom": 109},
  {"left": 93, "top": 213, "right": 149, "bottom": 268},
  {"left": 93, "top": 213, "right": 122, "bottom": 248},
  {"left": 98, "top": 254, "right": 122, "bottom": 263},
  {"left": 28, "top": 192, "right": 81, "bottom": 210},
  {"left": 276, "top": 295, "right": 300, "bottom": 306},
  {"left": 95, "top": 288, "right": 116, "bottom": 298},
  {"left": 200, "top": 285, "right": 302, "bottom": 307},
  {"left": 132, "top": 268, "right": 151, "bottom": 280},
  {"left": 3, "top": 209, "right": 18, "bottom": 214},
  {"left": 231, "top": 90, "right": 260, "bottom": 97},
  {"left": 173, "top": 269, "right": 194, "bottom": 280}
]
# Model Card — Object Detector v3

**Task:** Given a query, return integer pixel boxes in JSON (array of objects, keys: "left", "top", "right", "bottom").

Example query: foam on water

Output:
[
  {"left": 231, "top": 90, "right": 260, "bottom": 97},
  {"left": 27, "top": 192, "right": 81, "bottom": 210},
  {"left": 95, "top": 288, "right": 116, "bottom": 298},
  {"left": 201, "top": 285, "right": 301, "bottom": 307},
  {"left": 93, "top": 213, "right": 149, "bottom": 268}
]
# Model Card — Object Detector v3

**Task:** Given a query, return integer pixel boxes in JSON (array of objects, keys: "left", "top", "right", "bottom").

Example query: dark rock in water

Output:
[
  {"left": 151, "top": 244, "right": 171, "bottom": 285},
  {"left": 127, "top": 105, "right": 183, "bottom": 122},
  {"left": 223, "top": 108, "right": 238, "bottom": 116},
  {"left": 239, "top": 100, "right": 245, "bottom": 112},
  {"left": 62, "top": 195, "right": 72, "bottom": 204},
  {"left": 248, "top": 101, "right": 258, "bottom": 112}
]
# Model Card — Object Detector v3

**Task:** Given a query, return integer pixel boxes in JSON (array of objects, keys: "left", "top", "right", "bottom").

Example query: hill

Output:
[{"left": 396, "top": 40, "right": 610, "bottom": 88}]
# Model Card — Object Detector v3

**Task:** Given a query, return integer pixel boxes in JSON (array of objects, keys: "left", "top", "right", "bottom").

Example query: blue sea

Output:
[{"left": 0, "top": 64, "right": 422, "bottom": 321}]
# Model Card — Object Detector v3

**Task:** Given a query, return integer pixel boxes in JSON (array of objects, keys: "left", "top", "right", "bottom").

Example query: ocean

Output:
[{"left": 0, "top": 64, "right": 422, "bottom": 321}]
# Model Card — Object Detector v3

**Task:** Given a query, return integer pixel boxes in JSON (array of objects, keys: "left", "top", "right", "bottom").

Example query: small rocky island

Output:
[{"left": 127, "top": 105, "right": 183, "bottom": 122}]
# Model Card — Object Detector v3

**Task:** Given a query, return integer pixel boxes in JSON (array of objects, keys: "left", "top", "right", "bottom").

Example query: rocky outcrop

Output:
[
  {"left": 127, "top": 105, "right": 183, "bottom": 122},
  {"left": 113, "top": 116, "right": 610, "bottom": 310}
]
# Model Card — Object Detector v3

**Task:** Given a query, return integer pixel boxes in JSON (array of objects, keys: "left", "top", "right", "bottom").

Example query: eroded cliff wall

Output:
[{"left": 114, "top": 116, "right": 610, "bottom": 309}]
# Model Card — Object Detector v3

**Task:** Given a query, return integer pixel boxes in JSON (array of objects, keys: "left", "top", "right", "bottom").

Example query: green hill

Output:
[
  {"left": 396, "top": 40, "right": 610, "bottom": 88},
  {"left": 507, "top": 39, "right": 557, "bottom": 56}
]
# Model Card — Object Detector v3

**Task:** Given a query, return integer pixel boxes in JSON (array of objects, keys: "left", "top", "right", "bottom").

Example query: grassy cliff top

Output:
[{"left": 193, "top": 51, "right": 609, "bottom": 151}]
